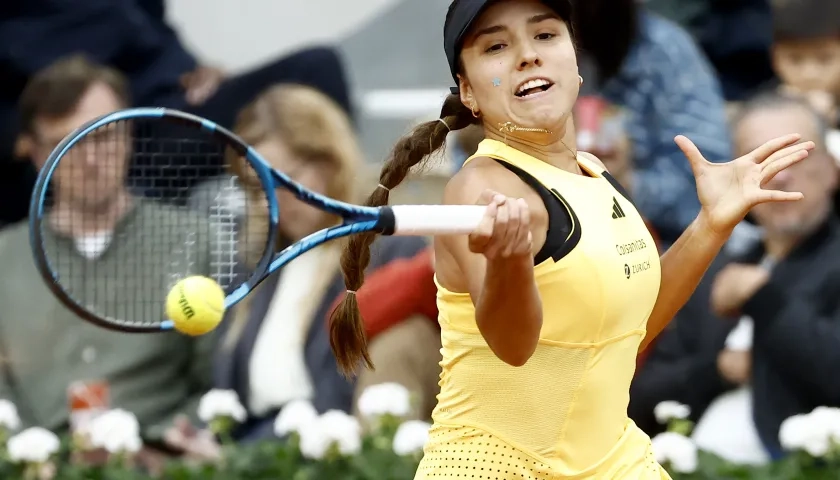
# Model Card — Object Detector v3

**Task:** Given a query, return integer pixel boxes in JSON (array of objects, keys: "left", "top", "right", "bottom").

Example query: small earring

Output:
[
  {"left": 471, "top": 103, "right": 480, "bottom": 118},
  {"left": 579, "top": 75, "right": 584, "bottom": 86}
]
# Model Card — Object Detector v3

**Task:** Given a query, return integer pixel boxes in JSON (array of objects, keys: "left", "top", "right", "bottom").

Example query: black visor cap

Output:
[{"left": 443, "top": 0, "right": 573, "bottom": 94}]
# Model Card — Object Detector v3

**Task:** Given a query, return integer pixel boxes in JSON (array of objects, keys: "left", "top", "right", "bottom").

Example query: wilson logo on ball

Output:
[{"left": 178, "top": 286, "right": 195, "bottom": 319}]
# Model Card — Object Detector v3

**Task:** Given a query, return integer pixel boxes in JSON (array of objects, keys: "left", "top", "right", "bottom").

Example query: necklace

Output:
[
  {"left": 496, "top": 122, "right": 578, "bottom": 157},
  {"left": 498, "top": 122, "right": 551, "bottom": 134}
]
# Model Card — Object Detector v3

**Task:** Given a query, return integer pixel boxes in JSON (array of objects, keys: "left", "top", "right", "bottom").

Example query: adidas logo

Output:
[{"left": 611, "top": 197, "right": 626, "bottom": 219}]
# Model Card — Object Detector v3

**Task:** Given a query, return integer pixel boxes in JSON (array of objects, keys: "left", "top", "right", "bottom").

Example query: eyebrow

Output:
[
  {"left": 527, "top": 13, "right": 560, "bottom": 25},
  {"left": 472, "top": 13, "right": 561, "bottom": 41}
]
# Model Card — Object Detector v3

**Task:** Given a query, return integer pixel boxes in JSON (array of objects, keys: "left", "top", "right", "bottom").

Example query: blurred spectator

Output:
[
  {"left": 0, "top": 0, "right": 352, "bottom": 224},
  {"left": 769, "top": 0, "right": 840, "bottom": 161},
  {"left": 208, "top": 85, "right": 427, "bottom": 441},
  {"left": 770, "top": 0, "right": 840, "bottom": 126},
  {"left": 646, "top": 0, "right": 776, "bottom": 101},
  {"left": 0, "top": 57, "right": 214, "bottom": 447},
  {"left": 629, "top": 92, "right": 840, "bottom": 465},
  {"left": 575, "top": 98, "right": 633, "bottom": 194},
  {"left": 573, "top": 0, "right": 732, "bottom": 245}
]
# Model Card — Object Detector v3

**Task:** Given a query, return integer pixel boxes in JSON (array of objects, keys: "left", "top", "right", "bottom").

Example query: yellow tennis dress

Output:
[{"left": 417, "top": 139, "right": 667, "bottom": 479}]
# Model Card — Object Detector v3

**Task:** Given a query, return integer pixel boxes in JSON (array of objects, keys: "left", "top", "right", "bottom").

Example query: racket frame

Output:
[
  {"left": 29, "top": 108, "right": 385, "bottom": 332},
  {"left": 29, "top": 108, "right": 485, "bottom": 333}
]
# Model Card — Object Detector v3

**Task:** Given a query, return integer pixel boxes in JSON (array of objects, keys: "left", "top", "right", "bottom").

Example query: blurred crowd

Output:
[{"left": 0, "top": 0, "right": 839, "bottom": 470}]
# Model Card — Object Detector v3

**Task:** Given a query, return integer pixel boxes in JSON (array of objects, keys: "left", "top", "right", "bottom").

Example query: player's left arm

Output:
[{"left": 641, "top": 215, "right": 728, "bottom": 350}]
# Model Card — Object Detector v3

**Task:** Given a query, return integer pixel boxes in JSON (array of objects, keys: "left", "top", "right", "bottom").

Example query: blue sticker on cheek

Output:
[{"left": 493, "top": 78, "right": 501, "bottom": 87}]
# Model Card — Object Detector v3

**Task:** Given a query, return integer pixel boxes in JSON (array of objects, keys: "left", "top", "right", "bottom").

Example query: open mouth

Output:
[{"left": 515, "top": 79, "right": 554, "bottom": 98}]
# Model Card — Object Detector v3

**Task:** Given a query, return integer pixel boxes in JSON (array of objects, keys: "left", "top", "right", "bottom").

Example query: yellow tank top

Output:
[{"left": 424, "top": 139, "right": 663, "bottom": 478}]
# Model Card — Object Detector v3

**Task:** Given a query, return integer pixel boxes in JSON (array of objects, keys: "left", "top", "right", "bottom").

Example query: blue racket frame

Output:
[{"left": 29, "top": 108, "right": 388, "bottom": 332}]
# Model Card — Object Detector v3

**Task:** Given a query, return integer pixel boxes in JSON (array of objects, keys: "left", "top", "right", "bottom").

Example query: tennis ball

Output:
[{"left": 165, "top": 276, "right": 225, "bottom": 336}]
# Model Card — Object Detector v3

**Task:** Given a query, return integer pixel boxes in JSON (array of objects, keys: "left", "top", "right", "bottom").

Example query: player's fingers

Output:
[
  {"left": 477, "top": 189, "right": 503, "bottom": 206},
  {"left": 747, "top": 134, "right": 802, "bottom": 163},
  {"left": 486, "top": 199, "right": 511, "bottom": 258},
  {"left": 515, "top": 198, "right": 532, "bottom": 255},
  {"left": 500, "top": 199, "right": 521, "bottom": 257},
  {"left": 674, "top": 136, "right": 705, "bottom": 171},
  {"left": 759, "top": 141, "right": 814, "bottom": 167},
  {"left": 756, "top": 189, "right": 804, "bottom": 203},
  {"left": 469, "top": 201, "right": 497, "bottom": 253},
  {"left": 761, "top": 149, "right": 810, "bottom": 185}
]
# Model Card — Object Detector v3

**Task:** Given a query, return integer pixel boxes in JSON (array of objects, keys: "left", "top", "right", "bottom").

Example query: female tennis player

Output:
[{"left": 330, "top": 0, "right": 814, "bottom": 477}]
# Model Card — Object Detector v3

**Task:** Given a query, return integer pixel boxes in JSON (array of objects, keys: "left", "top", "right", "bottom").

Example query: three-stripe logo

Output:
[{"left": 611, "top": 197, "right": 626, "bottom": 219}]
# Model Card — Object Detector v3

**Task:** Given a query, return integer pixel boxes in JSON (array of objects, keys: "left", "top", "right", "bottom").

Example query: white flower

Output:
[
  {"left": 274, "top": 399, "right": 318, "bottom": 437},
  {"left": 298, "top": 422, "right": 330, "bottom": 460},
  {"left": 780, "top": 413, "right": 814, "bottom": 451},
  {"left": 7, "top": 427, "right": 60, "bottom": 464},
  {"left": 654, "top": 401, "right": 691, "bottom": 425},
  {"left": 392, "top": 420, "right": 431, "bottom": 455},
  {"left": 651, "top": 432, "right": 698, "bottom": 474},
  {"left": 198, "top": 389, "right": 247, "bottom": 423},
  {"left": 0, "top": 399, "right": 21, "bottom": 431},
  {"left": 779, "top": 408, "right": 840, "bottom": 457},
  {"left": 87, "top": 409, "right": 142, "bottom": 454},
  {"left": 803, "top": 434, "right": 831, "bottom": 458},
  {"left": 298, "top": 410, "right": 361, "bottom": 460},
  {"left": 357, "top": 383, "right": 411, "bottom": 419},
  {"left": 809, "top": 406, "right": 840, "bottom": 444}
]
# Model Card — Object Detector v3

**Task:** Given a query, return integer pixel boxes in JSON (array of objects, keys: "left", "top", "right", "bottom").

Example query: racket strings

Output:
[{"left": 39, "top": 118, "right": 270, "bottom": 327}]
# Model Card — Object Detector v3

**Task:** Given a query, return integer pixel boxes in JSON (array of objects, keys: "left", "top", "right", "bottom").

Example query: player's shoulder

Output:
[
  {"left": 577, "top": 151, "right": 609, "bottom": 173},
  {"left": 444, "top": 156, "right": 532, "bottom": 203}
]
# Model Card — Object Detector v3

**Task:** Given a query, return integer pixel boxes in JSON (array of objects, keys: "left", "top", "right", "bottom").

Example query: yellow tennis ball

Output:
[{"left": 165, "top": 276, "right": 225, "bottom": 336}]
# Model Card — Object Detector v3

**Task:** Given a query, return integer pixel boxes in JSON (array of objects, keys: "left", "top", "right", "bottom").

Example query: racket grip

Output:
[{"left": 378, "top": 205, "right": 486, "bottom": 236}]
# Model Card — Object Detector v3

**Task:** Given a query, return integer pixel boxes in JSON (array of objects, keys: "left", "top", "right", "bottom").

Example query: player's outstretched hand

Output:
[
  {"left": 468, "top": 189, "right": 533, "bottom": 260},
  {"left": 676, "top": 133, "right": 814, "bottom": 235}
]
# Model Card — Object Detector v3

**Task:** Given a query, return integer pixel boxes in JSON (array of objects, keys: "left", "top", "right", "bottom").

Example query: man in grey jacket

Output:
[{"left": 0, "top": 56, "right": 215, "bottom": 452}]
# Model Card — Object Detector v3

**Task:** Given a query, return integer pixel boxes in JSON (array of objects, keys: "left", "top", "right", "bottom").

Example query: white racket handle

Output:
[{"left": 379, "top": 205, "right": 487, "bottom": 236}]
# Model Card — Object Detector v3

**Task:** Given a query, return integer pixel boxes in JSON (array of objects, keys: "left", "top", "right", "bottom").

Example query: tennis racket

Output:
[{"left": 29, "top": 107, "right": 484, "bottom": 333}]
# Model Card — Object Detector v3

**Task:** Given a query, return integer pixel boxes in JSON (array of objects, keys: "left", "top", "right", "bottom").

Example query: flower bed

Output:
[{"left": 0, "top": 392, "right": 837, "bottom": 479}]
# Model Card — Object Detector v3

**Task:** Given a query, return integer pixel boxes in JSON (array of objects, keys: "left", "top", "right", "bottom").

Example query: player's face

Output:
[
  {"left": 458, "top": 0, "right": 579, "bottom": 132},
  {"left": 736, "top": 105, "right": 838, "bottom": 238},
  {"left": 30, "top": 83, "right": 130, "bottom": 212}
]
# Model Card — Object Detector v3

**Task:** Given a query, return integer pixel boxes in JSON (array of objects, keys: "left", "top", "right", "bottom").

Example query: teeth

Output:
[{"left": 517, "top": 79, "right": 550, "bottom": 95}]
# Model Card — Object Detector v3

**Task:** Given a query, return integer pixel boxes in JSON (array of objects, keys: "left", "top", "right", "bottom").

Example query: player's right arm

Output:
[{"left": 435, "top": 160, "right": 549, "bottom": 366}]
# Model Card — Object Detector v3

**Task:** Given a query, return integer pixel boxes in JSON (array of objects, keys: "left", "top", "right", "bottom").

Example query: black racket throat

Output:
[{"left": 372, "top": 206, "right": 397, "bottom": 235}]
